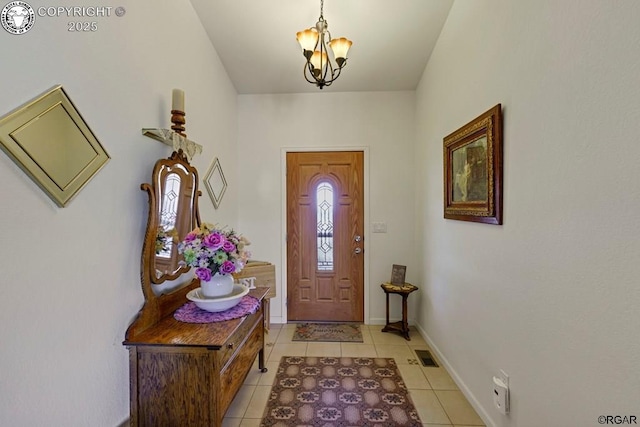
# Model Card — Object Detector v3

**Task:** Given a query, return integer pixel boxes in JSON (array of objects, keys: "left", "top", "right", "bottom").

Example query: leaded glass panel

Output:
[
  {"left": 157, "top": 173, "right": 180, "bottom": 258},
  {"left": 316, "top": 181, "right": 334, "bottom": 271}
]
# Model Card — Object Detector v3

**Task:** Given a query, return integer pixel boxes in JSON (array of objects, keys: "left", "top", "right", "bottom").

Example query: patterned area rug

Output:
[
  {"left": 260, "top": 356, "right": 422, "bottom": 426},
  {"left": 292, "top": 323, "right": 363, "bottom": 343}
]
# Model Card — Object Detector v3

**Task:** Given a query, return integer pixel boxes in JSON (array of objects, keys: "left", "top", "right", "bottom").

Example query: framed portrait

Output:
[
  {"left": 390, "top": 264, "right": 406, "bottom": 285},
  {"left": 443, "top": 104, "right": 503, "bottom": 225}
]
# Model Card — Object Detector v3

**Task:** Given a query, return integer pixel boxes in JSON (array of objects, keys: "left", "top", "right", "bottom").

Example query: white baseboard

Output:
[
  {"left": 368, "top": 317, "right": 387, "bottom": 325},
  {"left": 270, "top": 316, "right": 285, "bottom": 324},
  {"left": 369, "top": 317, "right": 420, "bottom": 326},
  {"left": 413, "top": 323, "right": 497, "bottom": 427},
  {"left": 269, "top": 317, "right": 408, "bottom": 325}
]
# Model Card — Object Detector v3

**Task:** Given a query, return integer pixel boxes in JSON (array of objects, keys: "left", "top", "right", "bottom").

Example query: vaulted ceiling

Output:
[{"left": 190, "top": 0, "right": 454, "bottom": 94}]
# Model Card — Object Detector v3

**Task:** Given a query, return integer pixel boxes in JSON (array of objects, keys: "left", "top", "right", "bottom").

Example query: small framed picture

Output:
[
  {"left": 390, "top": 264, "right": 407, "bottom": 285},
  {"left": 204, "top": 157, "right": 227, "bottom": 209}
]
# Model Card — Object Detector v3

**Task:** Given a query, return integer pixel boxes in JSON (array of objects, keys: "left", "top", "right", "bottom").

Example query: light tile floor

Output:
[{"left": 222, "top": 323, "right": 485, "bottom": 427}]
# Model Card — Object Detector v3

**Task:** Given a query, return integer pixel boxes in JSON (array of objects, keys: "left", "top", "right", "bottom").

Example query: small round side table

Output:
[{"left": 380, "top": 282, "right": 418, "bottom": 340}]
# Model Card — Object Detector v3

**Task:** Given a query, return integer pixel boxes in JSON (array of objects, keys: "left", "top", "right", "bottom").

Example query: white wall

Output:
[
  {"left": 415, "top": 1, "right": 640, "bottom": 426},
  {"left": 0, "top": 1, "right": 237, "bottom": 425},
  {"left": 236, "top": 92, "right": 417, "bottom": 324}
]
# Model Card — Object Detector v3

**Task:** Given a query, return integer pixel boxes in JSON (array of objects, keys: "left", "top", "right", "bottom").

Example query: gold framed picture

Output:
[
  {"left": 0, "top": 85, "right": 110, "bottom": 207},
  {"left": 443, "top": 104, "right": 503, "bottom": 224}
]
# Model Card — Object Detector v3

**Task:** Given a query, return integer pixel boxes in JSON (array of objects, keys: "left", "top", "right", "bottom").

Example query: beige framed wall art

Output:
[
  {"left": 204, "top": 157, "right": 227, "bottom": 209},
  {"left": 0, "top": 85, "right": 110, "bottom": 207}
]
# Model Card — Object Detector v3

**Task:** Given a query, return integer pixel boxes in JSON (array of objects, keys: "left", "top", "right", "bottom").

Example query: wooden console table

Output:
[
  {"left": 234, "top": 260, "right": 276, "bottom": 332},
  {"left": 381, "top": 282, "right": 418, "bottom": 341},
  {"left": 123, "top": 287, "right": 269, "bottom": 427}
]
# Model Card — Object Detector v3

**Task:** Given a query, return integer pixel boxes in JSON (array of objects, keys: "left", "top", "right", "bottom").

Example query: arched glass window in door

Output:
[{"left": 316, "top": 181, "right": 334, "bottom": 271}]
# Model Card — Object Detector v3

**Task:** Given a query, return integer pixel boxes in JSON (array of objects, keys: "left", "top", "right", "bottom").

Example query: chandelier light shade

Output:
[{"left": 296, "top": 0, "right": 352, "bottom": 89}]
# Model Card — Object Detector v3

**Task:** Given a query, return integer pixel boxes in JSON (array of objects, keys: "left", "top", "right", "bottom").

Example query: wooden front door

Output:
[{"left": 286, "top": 151, "right": 364, "bottom": 322}]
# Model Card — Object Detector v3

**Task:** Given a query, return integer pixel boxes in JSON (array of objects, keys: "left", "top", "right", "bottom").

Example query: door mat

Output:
[
  {"left": 260, "top": 356, "right": 422, "bottom": 426},
  {"left": 292, "top": 323, "right": 363, "bottom": 343}
]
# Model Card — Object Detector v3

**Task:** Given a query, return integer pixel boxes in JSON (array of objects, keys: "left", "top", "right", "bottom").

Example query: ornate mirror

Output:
[
  {"left": 141, "top": 150, "right": 201, "bottom": 289},
  {"left": 127, "top": 149, "right": 202, "bottom": 339}
]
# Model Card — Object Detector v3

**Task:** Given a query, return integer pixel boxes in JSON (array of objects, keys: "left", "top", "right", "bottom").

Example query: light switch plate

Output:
[{"left": 372, "top": 222, "right": 387, "bottom": 233}]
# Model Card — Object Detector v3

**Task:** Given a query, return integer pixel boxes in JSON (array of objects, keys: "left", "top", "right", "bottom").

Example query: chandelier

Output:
[{"left": 296, "top": 0, "right": 352, "bottom": 89}]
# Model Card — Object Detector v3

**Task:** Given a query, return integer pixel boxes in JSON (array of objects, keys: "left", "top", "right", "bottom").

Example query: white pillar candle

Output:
[{"left": 172, "top": 89, "right": 184, "bottom": 112}]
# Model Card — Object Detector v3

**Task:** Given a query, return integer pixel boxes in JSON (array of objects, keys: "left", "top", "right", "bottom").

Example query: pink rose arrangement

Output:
[{"left": 177, "top": 223, "right": 251, "bottom": 281}]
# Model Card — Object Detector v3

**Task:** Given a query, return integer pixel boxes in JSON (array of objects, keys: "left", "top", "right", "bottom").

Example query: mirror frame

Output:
[{"left": 141, "top": 150, "right": 201, "bottom": 287}]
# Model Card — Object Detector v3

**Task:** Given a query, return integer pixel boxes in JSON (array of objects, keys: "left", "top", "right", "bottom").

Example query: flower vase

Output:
[{"left": 200, "top": 273, "right": 234, "bottom": 298}]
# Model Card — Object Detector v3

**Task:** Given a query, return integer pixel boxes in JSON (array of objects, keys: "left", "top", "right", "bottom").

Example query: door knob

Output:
[
  {"left": 354, "top": 247, "right": 362, "bottom": 254},
  {"left": 354, "top": 235, "right": 362, "bottom": 242}
]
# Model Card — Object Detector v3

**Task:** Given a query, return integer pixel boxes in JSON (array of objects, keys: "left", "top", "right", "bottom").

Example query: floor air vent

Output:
[{"left": 415, "top": 349, "right": 439, "bottom": 367}]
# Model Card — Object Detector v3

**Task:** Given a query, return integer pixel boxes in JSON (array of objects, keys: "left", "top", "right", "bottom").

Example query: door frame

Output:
[{"left": 280, "top": 146, "right": 370, "bottom": 325}]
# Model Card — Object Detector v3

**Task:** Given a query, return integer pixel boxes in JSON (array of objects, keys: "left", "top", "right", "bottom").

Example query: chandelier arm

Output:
[
  {"left": 322, "top": 27, "right": 331, "bottom": 74},
  {"left": 322, "top": 43, "right": 339, "bottom": 84},
  {"left": 323, "top": 64, "right": 342, "bottom": 86},
  {"left": 320, "top": 47, "right": 330, "bottom": 84},
  {"left": 322, "top": 61, "right": 334, "bottom": 84},
  {"left": 318, "top": 30, "right": 337, "bottom": 84},
  {"left": 303, "top": 54, "right": 343, "bottom": 88},
  {"left": 302, "top": 62, "right": 319, "bottom": 85}
]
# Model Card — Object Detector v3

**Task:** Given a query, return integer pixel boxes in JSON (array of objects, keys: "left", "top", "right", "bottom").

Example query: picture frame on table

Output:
[{"left": 390, "top": 264, "right": 407, "bottom": 285}]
